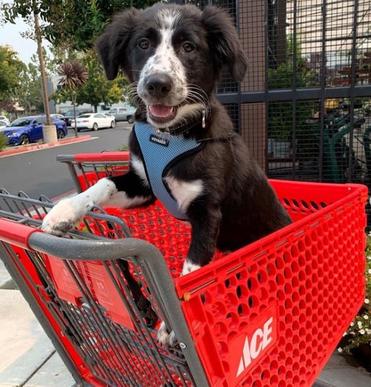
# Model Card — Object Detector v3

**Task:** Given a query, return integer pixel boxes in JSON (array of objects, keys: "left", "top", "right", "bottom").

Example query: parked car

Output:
[
  {"left": 71, "top": 113, "right": 116, "bottom": 131},
  {"left": 0, "top": 120, "right": 7, "bottom": 130},
  {"left": 109, "top": 104, "right": 136, "bottom": 123},
  {"left": 0, "top": 116, "right": 10, "bottom": 126},
  {"left": 2, "top": 115, "right": 67, "bottom": 146},
  {"left": 63, "top": 109, "right": 93, "bottom": 127},
  {"left": 51, "top": 113, "right": 66, "bottom": 121}
]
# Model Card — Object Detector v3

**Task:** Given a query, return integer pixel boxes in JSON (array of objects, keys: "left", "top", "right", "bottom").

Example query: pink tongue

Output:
[{"left": 149, "top": 105, "right": 173, "bottom": 118}]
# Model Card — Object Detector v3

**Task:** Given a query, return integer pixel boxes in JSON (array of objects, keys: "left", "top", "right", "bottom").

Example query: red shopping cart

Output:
[{"left": 0, "top": 151, "right": 367, "bottom": 387}]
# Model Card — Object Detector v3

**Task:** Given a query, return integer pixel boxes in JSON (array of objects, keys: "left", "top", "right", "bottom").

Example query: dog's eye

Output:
[
  {"left": 182, "top": 41, "right": 195, "bottom": 53},
  {"left": 137, "top": 38, "right": 150, "bottom": 50}
]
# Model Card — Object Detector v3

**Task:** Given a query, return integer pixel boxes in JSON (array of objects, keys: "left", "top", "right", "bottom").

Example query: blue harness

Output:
[{"left": 133, "top": 122, "right": 204, "bottom": 220}]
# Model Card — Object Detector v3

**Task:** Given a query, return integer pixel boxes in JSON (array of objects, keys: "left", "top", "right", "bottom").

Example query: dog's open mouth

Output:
[{"left": 148, "top": 104, "right": 177, "bottom": 125}]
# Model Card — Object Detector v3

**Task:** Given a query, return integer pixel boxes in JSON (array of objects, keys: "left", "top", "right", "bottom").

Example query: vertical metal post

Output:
[
  {"left": 319, "top": 0, "right": 327, "bottom": 181},
  {"left": 264, "top": 0, "right": 270, "bottom": 174},
  {"left": 236, "top": 0, "right": 242, "bottom": 134},
  {"left": 292, "top": 0, "right": 297, "bottom": 179},
  {"left": 348, "top": 0, "right": 359, "bottom": 182}
]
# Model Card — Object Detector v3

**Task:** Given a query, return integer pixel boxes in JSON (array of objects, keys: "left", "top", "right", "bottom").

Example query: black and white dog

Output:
[{"left": 42, "top": 3, "right": 291, "bottom": 343}]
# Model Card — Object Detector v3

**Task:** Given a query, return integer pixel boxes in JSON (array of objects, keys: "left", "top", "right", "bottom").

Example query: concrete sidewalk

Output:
[
  {"left": 0, "top": 260, "right": 370, "bottom": 387},
  {"left": 0, "top": 286, "right": 74, "bottom": 387},
  {"left": 0, "top": 135, "right": 93, "bottom": 159}
]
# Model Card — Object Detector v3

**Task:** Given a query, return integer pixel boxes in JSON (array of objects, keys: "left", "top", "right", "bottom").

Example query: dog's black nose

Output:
[{"left": 145, "top": 74, "right": 172, "bottom": 98}]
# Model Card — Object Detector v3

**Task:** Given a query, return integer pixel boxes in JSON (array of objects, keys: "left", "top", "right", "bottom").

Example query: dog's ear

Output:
[
  {"left": 96, "top": 8, "right": 140, "bottom": 80},
  {"left": 201, "top": 6, "right": 247, "bottom": 82}
]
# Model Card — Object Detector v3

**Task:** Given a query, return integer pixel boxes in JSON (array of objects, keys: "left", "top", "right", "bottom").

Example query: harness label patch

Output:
[{"left": 150, "top": 134, "right": 169, "bottom": 147}]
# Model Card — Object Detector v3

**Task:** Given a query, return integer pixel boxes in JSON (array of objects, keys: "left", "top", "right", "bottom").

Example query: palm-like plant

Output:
[{"left": 58, "top": 61, "right": 88, "bottom": 136}]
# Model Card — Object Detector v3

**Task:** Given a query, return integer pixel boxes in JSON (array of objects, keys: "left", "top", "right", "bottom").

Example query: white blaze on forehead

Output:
[
  {"left": 137, "top": 8, "right": 187, "bottom": 105},
  {"left": 157, "top": 8, "right": 181, "bottom": 29}
]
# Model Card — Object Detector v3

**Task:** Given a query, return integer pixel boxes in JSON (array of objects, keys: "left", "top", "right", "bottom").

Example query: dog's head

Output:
[{"left": 96, "top": 4, "right": 246, "bottom": 128}]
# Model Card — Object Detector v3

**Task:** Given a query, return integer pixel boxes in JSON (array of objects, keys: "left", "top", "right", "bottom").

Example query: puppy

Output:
[{"left": 42, "top": 3, "right": 291, "bottom": 344}]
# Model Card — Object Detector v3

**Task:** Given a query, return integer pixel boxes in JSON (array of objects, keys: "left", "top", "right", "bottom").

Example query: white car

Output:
[
  {"left": 0, "top": 116, "right": 10, "bottom": 126},
  {"left": 72, "top": 113, "right": 116, "bottom": 131}
]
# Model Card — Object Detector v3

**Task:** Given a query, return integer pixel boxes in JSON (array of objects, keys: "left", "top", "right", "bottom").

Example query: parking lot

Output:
[{"left": 0, "top": 121, "right": 131, "bottom": 199}]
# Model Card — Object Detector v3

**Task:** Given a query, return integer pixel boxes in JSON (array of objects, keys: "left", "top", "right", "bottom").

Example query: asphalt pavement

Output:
[{"left": 0, "top": 122, "right": 131, "bottom": 200}]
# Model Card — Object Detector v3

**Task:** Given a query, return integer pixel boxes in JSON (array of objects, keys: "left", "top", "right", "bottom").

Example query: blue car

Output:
[{"left": 1, "top": 115, "right": 68, "bottom": 146}]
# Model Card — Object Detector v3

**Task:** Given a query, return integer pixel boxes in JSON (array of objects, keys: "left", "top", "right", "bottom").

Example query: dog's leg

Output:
[
  {"left": 182, "top": 201, "right": 222, "bottom": 274},
  {"left": 158, "top": 200, "right": 222, "bottom": 346},
  {"left": 42, "top": 166, "right": 153, "bottom": 235},
  {"left": 118, "top": 260, "right": 158, "bottom": 327}
]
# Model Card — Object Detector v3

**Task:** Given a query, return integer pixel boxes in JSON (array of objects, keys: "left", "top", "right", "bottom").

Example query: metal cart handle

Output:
[
  {"left": 0, "top": 218, "right": 209, "bottom": 387},
  {"left": 57, "top": 152, "right": 130, "bottom": 163}
]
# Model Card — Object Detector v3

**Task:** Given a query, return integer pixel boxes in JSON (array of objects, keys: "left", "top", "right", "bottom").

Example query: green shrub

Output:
[
  {"left": 0, "top": 133, "right": 8, "bottom": 151},
  {"left": 339, "top": 237, "right": 371, "bottom": 353},
  {"left": 268, "top": 35, "right": 317, "bottom": 142}
]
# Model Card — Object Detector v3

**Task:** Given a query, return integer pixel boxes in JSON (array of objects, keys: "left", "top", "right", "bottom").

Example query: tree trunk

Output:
[
  {"left": 72, "top": 93, "right": 78, "bottom": 137},
  {"left": 34, "top": 10, "right": 56, "bottom": 144}
]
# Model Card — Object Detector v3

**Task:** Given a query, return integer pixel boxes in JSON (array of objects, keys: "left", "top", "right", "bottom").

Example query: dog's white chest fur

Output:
[
  {"left": 132, "top": 157, "right": 203, "bottom": 213},
  {"left": 165, "top": 175, "right": 203, "bottom": 212}
]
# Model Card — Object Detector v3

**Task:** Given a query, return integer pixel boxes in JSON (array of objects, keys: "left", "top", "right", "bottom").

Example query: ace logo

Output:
[
  {"left": 231, "top": 305, "right": 277, "bottom": 382},
  {"left": 237, "top": 316, "right": 274, "bottom": 376}
]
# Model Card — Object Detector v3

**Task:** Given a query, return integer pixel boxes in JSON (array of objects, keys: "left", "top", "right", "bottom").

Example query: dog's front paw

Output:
[
  {"left": 41, "top": 198, "right": 83, "bottom": 236},
  {"left": 157, "top": 321, "right": 177, "bottom": 346},
  {"left": 182, "top": 259, "right": 201, "bottom": 276}
]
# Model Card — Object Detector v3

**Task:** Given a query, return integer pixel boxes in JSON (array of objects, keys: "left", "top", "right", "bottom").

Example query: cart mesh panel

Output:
[
  {"left": 176, "top": 181, "right": 366, "bottom": 386},
  {"left": 0, "top": 191, "right": 193, "bottom": 386}
]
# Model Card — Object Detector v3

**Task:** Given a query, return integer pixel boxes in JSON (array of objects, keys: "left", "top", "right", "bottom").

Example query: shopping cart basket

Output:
[{"left": 0, "top": 151, "right": 368, "bottom": 387}]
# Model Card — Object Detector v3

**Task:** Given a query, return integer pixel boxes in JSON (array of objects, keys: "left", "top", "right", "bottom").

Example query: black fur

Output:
[{"left": 96, "top": 4, "right": 291, "bottom": 268}]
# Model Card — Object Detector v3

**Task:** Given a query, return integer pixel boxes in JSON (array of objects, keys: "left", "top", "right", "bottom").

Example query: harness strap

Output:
[
  {"left": 133, "top": 122, "right": 204, "bottom": 220},
  {"left": 133, "top": 122, "right": 236, "bottom": 220}
]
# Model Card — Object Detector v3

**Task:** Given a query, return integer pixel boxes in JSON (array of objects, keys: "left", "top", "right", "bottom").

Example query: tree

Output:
[
  {"left": 58, "top": 60, "right": 88, "bottom": 136},
  {"left": 14, "top": 61, "right": 44, "bottom": 114},
  {"left": 43, "top": 0, "right": 158, "bottom": 50},
  {"left": 54, "top": 51, "right": 126, "bottom": 111},
  {"left": 1, "top": 1, "right": 158, "bottom": 51},
  {"left": 76, "top": 51, "right": 126, "bottom": 110},
  {"left": 1, "top": 1, "right": 59, "bottom": 142},
  {"left": 0, "top": 45, "right": 25, "bottom": 103}
]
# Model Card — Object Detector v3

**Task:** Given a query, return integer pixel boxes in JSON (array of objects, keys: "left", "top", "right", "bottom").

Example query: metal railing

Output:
[{"left": 173, "top": 0, "right": 371, "bottom": 189}]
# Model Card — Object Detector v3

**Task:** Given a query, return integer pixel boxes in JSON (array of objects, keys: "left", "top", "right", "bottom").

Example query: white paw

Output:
[
  {"left": 41, "top": 198, "right": 83, "bottom": 236},
  {"left": 182, "top": 260, "right": 201, "bottom": 276},
  {"left": 157, "top": 321, "right": 176, "bottom": 346}
]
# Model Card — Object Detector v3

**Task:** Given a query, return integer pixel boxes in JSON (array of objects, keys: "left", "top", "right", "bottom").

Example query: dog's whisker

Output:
[
  {"left": 189, "top": 90, "right": 206, "bottom": 100},
  {"left": 187, "top": 90, "right": 209, "bottom": 106},
  {"left": 187, "top": 91, "right": 207, "bottom": 102},
  {"left": 186, "top": 93, "right": 208, "bottom": 108},
  {"left": 187, "top": 84, "right": 209, "bottom": 99}
]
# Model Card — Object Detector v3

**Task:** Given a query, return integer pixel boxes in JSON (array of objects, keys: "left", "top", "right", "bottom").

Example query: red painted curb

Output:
[{"left": 0, "top": 135, "right": 93, "bottom": 158}]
